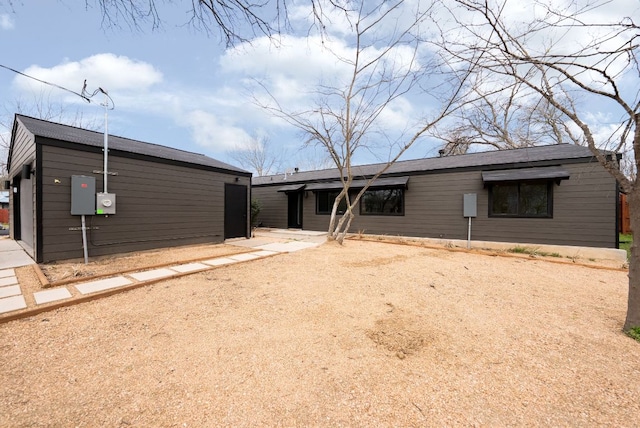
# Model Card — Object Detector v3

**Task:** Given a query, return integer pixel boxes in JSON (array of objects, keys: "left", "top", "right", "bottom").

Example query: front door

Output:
[
  {"left": 287, "top": 192, "right": 303, "bottom": 228},
  {"left": 224, "top": 183, "right": 248, "bottom": 239},
  {"left": 19, "top": 174, "right": 34, "bottom": 251}
]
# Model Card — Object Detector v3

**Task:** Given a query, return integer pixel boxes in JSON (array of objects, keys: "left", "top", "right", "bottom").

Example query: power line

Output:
[
  {"left": 0, "top": 63, "right": 116, "bottom": 110},
  {"left": 0, "top": 63, "right": 90, "bottom": 102}
]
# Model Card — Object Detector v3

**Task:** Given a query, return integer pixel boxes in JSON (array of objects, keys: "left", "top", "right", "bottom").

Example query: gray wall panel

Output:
[
  {"left": 40, "top": 144, "right": 248, "bottom": 262},
  {"left": 253, "top": 160, "right": 617, "bottom": 248}
]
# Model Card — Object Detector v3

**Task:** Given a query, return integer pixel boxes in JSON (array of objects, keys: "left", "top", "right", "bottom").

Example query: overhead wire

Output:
[{"left": 0, "top": 63, "right": 115, "bottom": 109}]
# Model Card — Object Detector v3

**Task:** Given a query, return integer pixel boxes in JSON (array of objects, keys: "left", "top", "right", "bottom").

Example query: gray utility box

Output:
[
  {"left": 463, "top": 193, "right": 477, "bottom": 218},
  {"left": 96, "top": 192, "right": 116, "bottom": 215},
  {"left": 71, "top": 175, "right": 96, "bottom": 215}
]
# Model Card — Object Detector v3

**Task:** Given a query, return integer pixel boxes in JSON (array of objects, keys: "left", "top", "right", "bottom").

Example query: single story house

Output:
[
  {"left": 252, "top": 144, "right": 620, "bottom": 248},
  {"left": 7, "top": 114, "right": 251, "bottom": 263}
]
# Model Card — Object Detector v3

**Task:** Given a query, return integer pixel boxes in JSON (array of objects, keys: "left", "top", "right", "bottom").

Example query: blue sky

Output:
[{"left": 1, "top": 0, "right": 637, "bottom": 175}]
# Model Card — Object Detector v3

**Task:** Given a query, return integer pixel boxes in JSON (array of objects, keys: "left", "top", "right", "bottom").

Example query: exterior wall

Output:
[
  {"left": 252, "top": 185, "right": 289, "bottom": 229},
  {"left": 7, "top": 121, "right": 37, "bottom": 256},
  {"left": 253, "top": 160, "right": 618, "bottom": 248},
  {"left": 39, "top": 143, "right": 250, "bottom": 262}
]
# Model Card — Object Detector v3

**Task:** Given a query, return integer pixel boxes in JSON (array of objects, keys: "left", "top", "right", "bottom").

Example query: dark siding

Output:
[
  {"left": 7, "top": 121, "right": 37, "bottom": 251},
  {"left": 252, "top": 186, "right": 289, "bottom": 229},
  {"left": 254, "top": 160, "right": 617, "bottom": 248},
  {"left": 40, "top": 144, "right": 250, "bottom": 262}
]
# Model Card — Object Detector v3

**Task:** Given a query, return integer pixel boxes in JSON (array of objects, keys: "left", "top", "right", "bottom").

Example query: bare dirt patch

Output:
[{"left": 1, "top": 240, "right": 638, "bottom": 427}]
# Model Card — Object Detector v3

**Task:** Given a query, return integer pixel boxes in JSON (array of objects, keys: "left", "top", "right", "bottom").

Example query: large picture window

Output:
[
  {"left": 360, "top": 188, "right": 404, "bottom": 216},
  {"left": 316, "top": 190, "right": 347, "bottom": 215},
  {"left": 489, "top": 182, "right": 552, "bottom": 218}
]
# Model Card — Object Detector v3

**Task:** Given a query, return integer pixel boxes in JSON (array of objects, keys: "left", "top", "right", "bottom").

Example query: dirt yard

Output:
[{"left": 1, "top": 240, "right": 638, "bottom": 427}]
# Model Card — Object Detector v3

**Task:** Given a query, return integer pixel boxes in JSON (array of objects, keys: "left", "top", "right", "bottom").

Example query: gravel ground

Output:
[{"left": 1, "top": 240, "right": 638, "bottom": 427}]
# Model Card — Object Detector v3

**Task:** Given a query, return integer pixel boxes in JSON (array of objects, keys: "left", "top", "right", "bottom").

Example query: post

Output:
[
  {"left": 102, "top": 90, "right": 109, "bottom": 194},
  {"left": 81, "top": 215, "right": 89, "bottom": 265},
  {"left": 463, "top": 193, "right": 477, "bottom": 250}
]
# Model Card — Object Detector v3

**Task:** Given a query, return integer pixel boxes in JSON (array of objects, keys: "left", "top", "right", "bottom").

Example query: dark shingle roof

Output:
[
  {"left": 15, "top": 115, "right": 250, "bottom": 175},
  {"left": 253, "top": 144, "right": 601, "bottom": 186}
]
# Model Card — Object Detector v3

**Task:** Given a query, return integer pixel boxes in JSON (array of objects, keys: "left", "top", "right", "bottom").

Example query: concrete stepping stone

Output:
[
  {"left": 0, "top": 285, "right": 21, "bottom": 299},
  {"left": 0, "top": 276, "right": 18, "bottom": 287},
  {"left": 170, "top": 263, "right": 209, "bottom": 273},
  {"left": 129, "top": 268, "right": 176, "bottom": 282},
  {"left": 76, "top": 276, "right": 133, "bottom": 295},
  {"left": 250, "top": 250, "right": 279, "bottom": 257},
  {"left": 257, "top": 241, "right": 320, "bottom": 253},
  {"left": 0, "top": 295, "right": 27, "bottom": 314},
  {"left": 228, "top": 253, "right": 260, "bottom": 262},
  {"left": 0, "top": 269, "right": 15, "bottom": 279},
  {"left": 34, "top": 288, "right": 73, "bottom": 305},
  {"left": 202, "top": 257, "right": 238, "bottom": 266}
]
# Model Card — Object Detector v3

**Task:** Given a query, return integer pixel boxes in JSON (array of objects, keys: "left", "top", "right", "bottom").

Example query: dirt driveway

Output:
[{"left": 1, "top": 240, "right": 638, "bottom": 427}]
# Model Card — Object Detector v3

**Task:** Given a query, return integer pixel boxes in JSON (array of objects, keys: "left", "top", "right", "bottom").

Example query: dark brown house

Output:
[
  {"left": 7, "top": 115, "right": 251, "bottom": 263},
  {"left": 252, "top": 144, "right": 619, "bottom": 248}
]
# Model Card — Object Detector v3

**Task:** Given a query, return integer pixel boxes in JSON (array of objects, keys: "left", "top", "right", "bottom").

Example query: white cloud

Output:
[
  {"left": 181, "top": 110, "right": 253, "bottom": 151},
  {"left": 13, "top": 53, "right": 163, "bottom": 95},
  {"left": 0, "top": 14, "right": 14, "bottom": 30}
]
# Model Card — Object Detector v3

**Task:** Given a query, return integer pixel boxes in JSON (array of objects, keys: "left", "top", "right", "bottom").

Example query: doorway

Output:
[
  {"left": 224, "top": 183, "right": 248, "bottom": 239},
  {"left": 287, "top": 191, "right": 303, "bottom": 229}
]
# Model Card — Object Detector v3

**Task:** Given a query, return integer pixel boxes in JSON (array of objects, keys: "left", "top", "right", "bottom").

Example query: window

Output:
[
  {"left": 360, "top": 188, "right": 404, "bottom": 216},
  {"left": 316, "top": 190, "right": 347, "bottom": 215},
  {"left": 489, "top": 182, "right": 552, "bottom": 218}
]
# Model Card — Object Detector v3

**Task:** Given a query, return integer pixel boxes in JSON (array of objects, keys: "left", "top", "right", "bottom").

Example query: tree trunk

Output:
[{"left": 625, "top": 189, "right": 640, "bottom": 331}]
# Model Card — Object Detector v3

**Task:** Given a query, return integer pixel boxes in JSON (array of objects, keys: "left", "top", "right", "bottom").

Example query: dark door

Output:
[
  {"left": 287, "top": 192, "right": 303, "bottom": 228},
  {"left": 224, "top": 183, "right": 248, "bottom": 239},
  {"left": 12, "top": 177, "right": 21, "bottom": 240}
]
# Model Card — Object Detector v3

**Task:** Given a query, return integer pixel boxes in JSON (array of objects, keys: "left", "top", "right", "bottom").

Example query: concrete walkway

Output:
[
  {"left": 0, "top": 229, "right": 326, "bottom": 321},
  {"left": 0, "top": 238, "right": 35, "bottom": 270}
]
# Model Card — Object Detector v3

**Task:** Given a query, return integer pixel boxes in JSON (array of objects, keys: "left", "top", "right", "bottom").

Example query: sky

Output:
[{"left": 0, "top": 0, "right": 638, "bottom": 175}]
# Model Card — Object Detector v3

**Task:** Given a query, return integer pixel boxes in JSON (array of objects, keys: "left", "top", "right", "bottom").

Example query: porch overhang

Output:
[
  {"left": 277, "top": 184, "right": 306, "bottom": 193},
  {"left": 481, "top": 166, "right": 570, "bottom": 185},
  {"left": 305, "top": 176, "right": 410, "bottom": 191}
]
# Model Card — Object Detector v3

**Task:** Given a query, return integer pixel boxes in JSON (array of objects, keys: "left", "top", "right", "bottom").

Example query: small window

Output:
[
  {"left": 316, "top": 190, "right": 347, "bottom": 215},
  {"left": 360, "top": 188, "right": 404, "bottom": 216},
  {"left": 489, "top": 182, "right": 552, "bottom": 218}
]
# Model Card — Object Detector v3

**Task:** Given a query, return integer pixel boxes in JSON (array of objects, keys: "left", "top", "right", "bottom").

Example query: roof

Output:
[
  {"left": 253, "top": 144, "right": 601, "bottom": 186},
  {"left": 481, "top": 166, "right": 571, "bottom": 183},
  {"left": 13, "top": 115, "right": 250, "bottom": 175}
]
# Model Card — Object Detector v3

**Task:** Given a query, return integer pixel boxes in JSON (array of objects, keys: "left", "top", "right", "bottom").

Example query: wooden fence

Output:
[{"left": 0, "top": 209, "right": 8, "bottom": 224}]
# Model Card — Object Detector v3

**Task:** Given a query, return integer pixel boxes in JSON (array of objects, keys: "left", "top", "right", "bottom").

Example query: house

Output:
[
  {"left": 0, "top": 190, "right": 8, "bottom": 227},
  {"left": 252, "top": 144, "right": 620, "bottom": 248},
  {"left": 0, "top": 190, "right": 8, "bottom": 209},
  {"left": 6, "top": 115, "right": 251, "bottom": 263}
]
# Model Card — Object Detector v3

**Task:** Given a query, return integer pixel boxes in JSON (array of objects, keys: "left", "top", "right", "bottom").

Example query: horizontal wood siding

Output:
[
  {"left": 255, "top": 160, "right": 617, "bottom": 248},
  {"left": 7, "top": 122, "right": 36, "bottom": 246},
  {"left": 252, "top": 186, "right": 288, "bottom": 229},
  {"left": 40, "top": 145, "right": 249, "bottom": 262},
  {"left": 7, "top": 122, "right": 36, "bottom": 178}
]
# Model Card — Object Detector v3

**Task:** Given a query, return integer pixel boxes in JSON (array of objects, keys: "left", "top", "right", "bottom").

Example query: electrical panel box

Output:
[
  {"left": 96, "top": 193, "right": 116, "bottom": 215},
  {"left": 71, "top": 175, "right": 96, "bottom": 215},
  {"left": 463, "top": 193, "right": 477, "bottom": 218}
]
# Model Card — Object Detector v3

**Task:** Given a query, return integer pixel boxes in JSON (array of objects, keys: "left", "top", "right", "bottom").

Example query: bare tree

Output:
[
  {"left": 227, "top": 135, "right": 283, "bottom": 176},
  {"left": 258, "top": 0, "right": 474, "bottom": 243},
  {"left": 90, "top": 0, "right": 288, "bottom": 46},
  {"left": 1, "top": 91, "right": 100, "bottom": 174},
  {"left": 438, "top": 0, "right": 639, "bottom": 332},
  {"left": 433, "top": 78, "right": 579, "bottom": 154}
]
